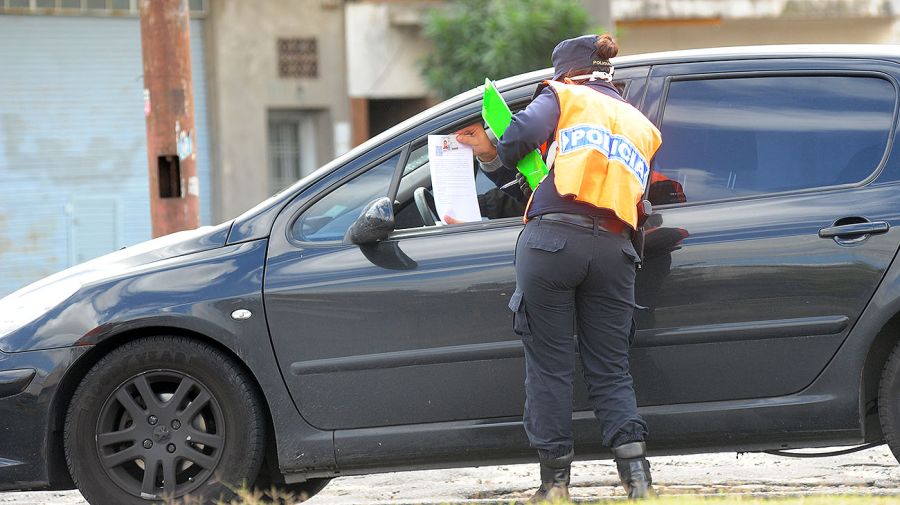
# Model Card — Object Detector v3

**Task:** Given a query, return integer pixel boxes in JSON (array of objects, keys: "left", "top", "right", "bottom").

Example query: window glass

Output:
[
  {"left": 393, "top": 142, "right": 525, "bottom": 230},
  {"left": 294, "top": 154, "right": 399, "bottom": 242},
  {"left": 650, "top": 76, "right": 894, "bottom": 205},
  {"left": 614, "top": 79, "right": 629, "bottom": 98},
  {"left": 268, "top": 110, "right": 326, "bottom": 194}
]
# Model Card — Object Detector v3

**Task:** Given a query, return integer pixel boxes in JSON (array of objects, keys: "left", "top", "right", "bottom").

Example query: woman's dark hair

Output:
[
  {"left": 562, "top": 33, "right": 619, "bottom": 79},
  {"left": 596, "top": 34, "right": 619, "bottom": 60}
]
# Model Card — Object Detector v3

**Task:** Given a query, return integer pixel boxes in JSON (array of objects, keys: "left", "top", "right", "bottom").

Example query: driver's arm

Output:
[
  {"left": 479, "top": 147, "right": 529, "bottom": 203},
  {"left": 478, "top": 187, "right": 525, "bottom": 219}
]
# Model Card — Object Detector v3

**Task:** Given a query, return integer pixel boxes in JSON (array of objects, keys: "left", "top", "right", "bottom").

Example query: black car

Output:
[{"left": 3, "top": 45, "right": 900, "bottom": 504}]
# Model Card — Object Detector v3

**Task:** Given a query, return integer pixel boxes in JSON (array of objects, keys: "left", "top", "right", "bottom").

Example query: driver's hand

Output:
[
  {"left": 455, "top": 124, "right": 497, "bottom": 162},
  {"left": 443, "top": 215, "right": 463, "bottom": 225},
  {"left": 516, "top": 172, "right": 533, "bottom": 199}
]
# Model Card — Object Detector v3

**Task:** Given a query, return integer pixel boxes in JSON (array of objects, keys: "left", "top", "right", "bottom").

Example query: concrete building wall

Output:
[
  {"left": 344, "top": 0, "right": 611, "bottom": 101},
  {"left": 613, "top": 0, "right": 894, "bottom": 20},
  {"left": 345, "top": 2, "right": 434, "bottom": 99},
  {"left": 344, "top": 1, "right": 440, "bottom": 146},
  {"left": 617, "top": 16, "right": 896, "bottom": 55},
  {"left": 207, "top": 0, "right": 350, "bottom": 222}
]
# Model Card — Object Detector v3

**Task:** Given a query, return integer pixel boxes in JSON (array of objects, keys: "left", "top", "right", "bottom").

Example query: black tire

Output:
[
  {"left": 879, "top": 341, "right": 900, "bottom": 463},
  {"left": 64, "top": 336, "right": 266, "bottom": 504}
]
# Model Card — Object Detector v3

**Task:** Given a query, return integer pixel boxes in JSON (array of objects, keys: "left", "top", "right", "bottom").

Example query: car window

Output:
[
  {"left": 293, "top": 153, "right": 400, "bottom": 242},
  {"left": 650, "top": 75, "right": 895, "bottom": 205},
  {"left": 393, "top": 141, "right": 525, "bottom": 230}
]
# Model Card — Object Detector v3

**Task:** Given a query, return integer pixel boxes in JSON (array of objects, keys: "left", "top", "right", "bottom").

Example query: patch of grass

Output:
[
  {"left": 214, "top": 486, "right": 301, "bottom": 504},
  {"left": 168, "top": 485, "right": 303, "bottom": 505}
]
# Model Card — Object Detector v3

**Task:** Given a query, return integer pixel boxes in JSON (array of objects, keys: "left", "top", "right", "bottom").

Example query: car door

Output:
[
  {"left": 264, "top": 142, "right": 528, "bottom": 432},
  {"left": 631, "top": 58, "right": 900, "bottom": 406},
  {"left": 263, "top": 69, "right": 650, "bottom": 431}
]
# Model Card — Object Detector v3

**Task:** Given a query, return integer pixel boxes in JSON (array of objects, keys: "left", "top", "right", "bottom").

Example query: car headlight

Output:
[{"left": 0, "top": 277, "right": 83, "bottom": 340}]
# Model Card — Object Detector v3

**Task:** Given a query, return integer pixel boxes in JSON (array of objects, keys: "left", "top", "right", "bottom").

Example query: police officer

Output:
[{"left": 457, "top": 34, "right": 661, "bottom": 501}]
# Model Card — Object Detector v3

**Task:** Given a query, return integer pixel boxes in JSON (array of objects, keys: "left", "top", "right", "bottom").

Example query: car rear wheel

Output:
[
  {"left": 878, "top": 341, "right": 900, "bottom": 463},
  {"left": 64, "top": 336, "right": 266, "bottom": 504}
]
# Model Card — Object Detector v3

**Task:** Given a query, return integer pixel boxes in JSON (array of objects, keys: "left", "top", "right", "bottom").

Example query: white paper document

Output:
[{"left": 427, "top": 135, "right": 482, "bottom": 224}]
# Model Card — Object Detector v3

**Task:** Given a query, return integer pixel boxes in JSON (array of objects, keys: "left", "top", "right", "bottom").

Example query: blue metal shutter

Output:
[
  {"left": 67, "top": 196, "right": 122, "bottom": 265},
  {"left": 0, "top": 15, "right": 212, "bottom": 297}
]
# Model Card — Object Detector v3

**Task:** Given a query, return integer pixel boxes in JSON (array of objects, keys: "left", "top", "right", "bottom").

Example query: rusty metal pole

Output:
[{"left": 139, "top": 0, "right": 199, "bottom": 238}]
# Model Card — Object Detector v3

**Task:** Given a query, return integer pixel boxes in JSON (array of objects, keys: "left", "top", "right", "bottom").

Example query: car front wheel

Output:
[{"left": 65, "top": 336, "right": 266, "bottom": 504}]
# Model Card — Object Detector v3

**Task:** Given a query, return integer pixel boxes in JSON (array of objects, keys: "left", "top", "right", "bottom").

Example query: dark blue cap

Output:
[{"left": 551, "top": 35, "right": 610, "bottom": 80}]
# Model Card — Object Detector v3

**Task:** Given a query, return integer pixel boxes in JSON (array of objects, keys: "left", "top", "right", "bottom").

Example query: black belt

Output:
[{"left": 538, "top": 213, "right": 632, "bottom": 239}]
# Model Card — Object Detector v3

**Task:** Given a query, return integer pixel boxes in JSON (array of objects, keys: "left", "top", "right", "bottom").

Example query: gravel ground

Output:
[{"left": 3, "top": 445, "right": 899, "bottom": 504}]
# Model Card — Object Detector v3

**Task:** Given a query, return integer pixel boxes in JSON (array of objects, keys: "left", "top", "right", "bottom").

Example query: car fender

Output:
[
  {"left": 38, "top": 239, "right": 335, "bottom": 476},
  {"left": 802, "top": 243, "right": 900, "bottom": 437}
]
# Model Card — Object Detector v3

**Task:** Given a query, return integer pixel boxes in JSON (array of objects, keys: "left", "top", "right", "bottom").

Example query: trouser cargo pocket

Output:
[
  {"left": 526, "top": 227, "right": 567, "bottom": 252},
  {"left": 508, "top": 288, "right": 533, "bottom": 342}
]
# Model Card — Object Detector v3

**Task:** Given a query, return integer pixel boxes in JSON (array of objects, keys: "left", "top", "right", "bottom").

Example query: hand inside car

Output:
[{"left": 456, "top": 124, "right": 497, "bottom": 162}]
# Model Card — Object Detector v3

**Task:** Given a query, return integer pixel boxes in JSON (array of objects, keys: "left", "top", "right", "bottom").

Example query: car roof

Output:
[
  {"left": 496, "top": 44, "right": 900, "bottom": 89},
  {"left": 618, "top": 43, "right": 900, "bottom": 65}
]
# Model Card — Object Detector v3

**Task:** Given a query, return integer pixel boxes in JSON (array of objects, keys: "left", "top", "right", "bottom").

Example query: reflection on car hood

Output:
[
  {"left": 1, "top": 221, "right": 233, "bottom": 303},
  {"left": 83, "top": 220, "right": 233, "bottom": 269}
]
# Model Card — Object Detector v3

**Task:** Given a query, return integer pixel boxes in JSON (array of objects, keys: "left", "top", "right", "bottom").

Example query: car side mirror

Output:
[{"left": 344, "top": 197, "right": 396, "bottom": 245}]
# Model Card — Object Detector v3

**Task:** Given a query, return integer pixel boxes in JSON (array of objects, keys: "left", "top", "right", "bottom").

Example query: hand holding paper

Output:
[{"left": 455, "top": 124, "right": 496, "bottom": 161}]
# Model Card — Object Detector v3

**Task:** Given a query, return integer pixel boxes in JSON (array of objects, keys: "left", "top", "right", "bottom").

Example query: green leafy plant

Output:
[{"left": 422, "top": 0, "right": 594, "bottom": 99}]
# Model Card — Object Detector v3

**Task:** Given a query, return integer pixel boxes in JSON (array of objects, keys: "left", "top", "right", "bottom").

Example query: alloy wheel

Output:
[{"left": 94, "top": 370, "right": 225, "bottom": 500}]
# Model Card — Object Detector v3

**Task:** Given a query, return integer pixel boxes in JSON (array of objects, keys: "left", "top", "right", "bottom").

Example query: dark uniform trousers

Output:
[{"left": 510, "top": 216, "right": 649, "bottom": 459}]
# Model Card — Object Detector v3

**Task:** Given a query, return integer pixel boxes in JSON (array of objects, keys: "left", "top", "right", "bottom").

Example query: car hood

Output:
[
  {"left": 37, "top": 221, "right": 233, "bottom": 287},
  {"left": 0, "top": 222, "right": 233, "bottom": 351}
]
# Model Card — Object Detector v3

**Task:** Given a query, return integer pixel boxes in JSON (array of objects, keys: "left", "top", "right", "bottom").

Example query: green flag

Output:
[{"left": 481, "top": 78, "right": 549, "bottom": 190}]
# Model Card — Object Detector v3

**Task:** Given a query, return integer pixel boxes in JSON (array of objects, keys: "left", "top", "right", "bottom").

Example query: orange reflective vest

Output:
[{"left": 527, "top": 80, "right": 662, "bottom": 229}]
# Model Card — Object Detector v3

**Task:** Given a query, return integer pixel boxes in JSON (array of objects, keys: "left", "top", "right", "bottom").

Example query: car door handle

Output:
[{"left": 818, "top": 220, "right": 889, "bottom": 239}]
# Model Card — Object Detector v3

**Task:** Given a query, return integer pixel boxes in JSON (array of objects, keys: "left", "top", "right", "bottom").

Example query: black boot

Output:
[
  {"left": 527, "top": 449, "right": 573, "bottom": 503},
  {"left": 612, "top": 442, "right": 654, "bottom": 499}
]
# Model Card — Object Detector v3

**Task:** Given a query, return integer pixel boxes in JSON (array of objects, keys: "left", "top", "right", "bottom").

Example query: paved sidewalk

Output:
[{"left": 2, "top": 446, "right": 898, "bottom": 504}]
